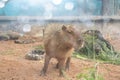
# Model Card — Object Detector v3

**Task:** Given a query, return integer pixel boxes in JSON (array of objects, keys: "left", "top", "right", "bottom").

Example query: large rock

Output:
[
  {"left": 7, "top": 32, "right": 21, "bottom": 40},
  {"left": 0, "top": 33, "right": 10, "bottom": 41},
  {"left": 0, "top": 31, "right": 20, "bottom": 41},
  {"left": 14, "top": 35, "right": 36, "bottom": 44}
]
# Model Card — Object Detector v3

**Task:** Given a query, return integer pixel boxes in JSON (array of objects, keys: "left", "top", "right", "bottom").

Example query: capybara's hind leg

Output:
[
  {"left": 56, "top": 62, "right": 59, "bottom": 69},
  {"left": 65, "top": 57, "right": 71, "bottom": 71},
  {"left": 58, "top": 58, "right": 66, "bottom": 77},
  {"left": 56, "top": 59, "right": 60, "bottom": 69},
  {"left": 40, "top": 55, "right": 51, "bottom": 76}
]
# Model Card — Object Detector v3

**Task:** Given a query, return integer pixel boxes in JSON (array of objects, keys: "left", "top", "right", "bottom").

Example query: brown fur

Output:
[{"left": 40, "top": 25, "right": 84, "bottom": 77}]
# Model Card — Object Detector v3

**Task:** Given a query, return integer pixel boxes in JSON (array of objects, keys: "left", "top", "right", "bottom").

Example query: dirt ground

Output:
[{"left": 0, "top": 40, "right": 120, "bottom": 80}]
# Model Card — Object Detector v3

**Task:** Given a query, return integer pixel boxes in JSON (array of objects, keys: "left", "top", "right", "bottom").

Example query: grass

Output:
[
  {"left": 76, "top": 63, "right": 104, "bottom": 80},
  {"left": 34, "top": 45, "right": 44, "bottom": 50}
]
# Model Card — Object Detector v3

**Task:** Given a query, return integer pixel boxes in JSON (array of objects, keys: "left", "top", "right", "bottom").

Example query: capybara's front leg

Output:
[
  {"left": 40, "top": 54, "right": 51, "bottom": 76},
  {"left": 58, "top": 58, "right": 66, "bottom": 77},
  {"left": 65, "top": 57, "right": 71, "bottom": 71}
]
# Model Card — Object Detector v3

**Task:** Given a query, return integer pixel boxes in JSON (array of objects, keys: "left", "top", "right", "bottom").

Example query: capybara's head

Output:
[{"left": 61, "top": 25, "right": 84, "bottom": 50}]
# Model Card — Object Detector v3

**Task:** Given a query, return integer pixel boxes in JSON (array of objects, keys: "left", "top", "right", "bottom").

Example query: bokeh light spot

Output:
[
  {"left": 52, "top": 0, "right": 62, "bottom": 5},
  {"left": 65, "top": 2, "right": 74, "bottom": 10},
  {"left": 0, "top": 1, "right": 5, "bottom": 8},
  {"left": 23, "top": 24, "right": 31, "bottom": 32}
]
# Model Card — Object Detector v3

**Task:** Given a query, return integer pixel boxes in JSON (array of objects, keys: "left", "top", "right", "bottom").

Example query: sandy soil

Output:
[
  {"left": 0, "top": 40, "right": 120, "bottom": 80},
  {"left": 109, "top": 38, "right": 120, "bottom": 52}
]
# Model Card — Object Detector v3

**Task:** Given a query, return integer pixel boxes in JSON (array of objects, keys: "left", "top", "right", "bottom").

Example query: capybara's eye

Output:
[
  {"left": 68, "top": 31, "right": 72, "bottom": 33},
  {"left": 77, "top": 39, "right": 81, "bottom": 43},
  {"left": 77, "top": 39, "right": 83, "bottom": 43},
  {"left": 67, "top": 30, "right": 75, "bottom": 34}
]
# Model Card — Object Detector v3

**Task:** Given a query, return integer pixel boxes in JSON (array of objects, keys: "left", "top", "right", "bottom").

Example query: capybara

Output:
[{"left": 40, "top": 25, "right": 84, "bottom": 77}]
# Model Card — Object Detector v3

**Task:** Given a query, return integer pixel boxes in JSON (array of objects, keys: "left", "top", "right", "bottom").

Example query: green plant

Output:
[
  {"left": 76, "top": 63, "right": 104, "bottom": 80},
  {"left": 34, "top": 45, "right": 44, "bottom": 50},
  {"left": 75, "top": 32, "right": 120, "bottom": 65}
]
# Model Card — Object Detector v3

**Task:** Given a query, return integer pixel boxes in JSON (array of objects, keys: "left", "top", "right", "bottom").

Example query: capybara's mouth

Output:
[
  {"left": 81, "top": 41, "right": 85, "bottom": 48},
  {"left": 74, "top": 40, "right": 84, "bottom": 51}
]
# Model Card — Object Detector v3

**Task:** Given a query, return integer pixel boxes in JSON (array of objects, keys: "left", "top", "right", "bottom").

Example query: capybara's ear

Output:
[{"left": 62, "top": 25, "right": 67, "bottom": 31}]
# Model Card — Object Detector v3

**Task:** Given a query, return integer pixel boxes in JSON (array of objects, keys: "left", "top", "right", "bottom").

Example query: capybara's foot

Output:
[
  {"left": 65, "top": 65, "right": 69, "bottom": 71},
  {"left": 40, "top": 70, "right": 46, "bottom": 76},
  {"left": 59, "top": 69, "right": 65, "bottom": 77},
  {"left": 59, "top": 74, "right": 64, "bottom": 77}
]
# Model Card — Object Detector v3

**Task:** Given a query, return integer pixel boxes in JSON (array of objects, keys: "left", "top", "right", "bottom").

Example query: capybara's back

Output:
[{"left": 41, "top": 24, "right": 84, "bottom": 76}]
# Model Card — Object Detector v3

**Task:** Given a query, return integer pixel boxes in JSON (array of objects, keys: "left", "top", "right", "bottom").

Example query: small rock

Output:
[{"left": 25, "top": 49, "right": 45, "bottom": 60}]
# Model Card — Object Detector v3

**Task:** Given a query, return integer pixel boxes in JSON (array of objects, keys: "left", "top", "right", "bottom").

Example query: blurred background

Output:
[
  {"left": 0, "top": 0, "right": 102, "bottom": 16},
  {"left": 0, "top": 0, "right": 120, "bottom": 39},
  {"left": 0, "top": 0, "right": 120, "bottom": 16}
]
